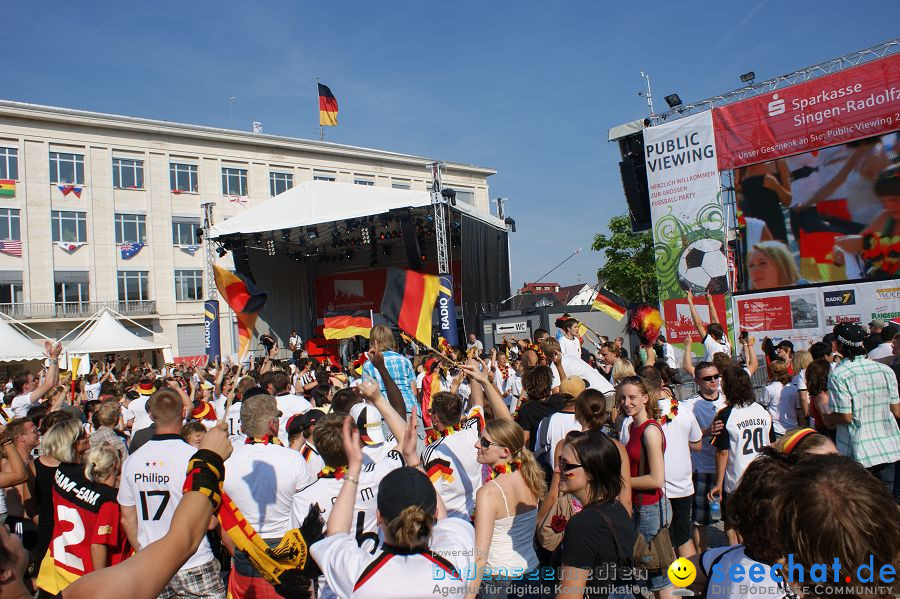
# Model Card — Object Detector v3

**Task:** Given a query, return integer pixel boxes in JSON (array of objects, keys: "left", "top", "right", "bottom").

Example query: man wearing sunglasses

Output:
[{"left": 680, "top": 362, "right": 725, "bottom": 553}]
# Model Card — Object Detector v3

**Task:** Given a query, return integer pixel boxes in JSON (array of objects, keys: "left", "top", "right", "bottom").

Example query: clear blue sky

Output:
[{"left": 6, "top": 1, "right": 897, "bottom": 289}]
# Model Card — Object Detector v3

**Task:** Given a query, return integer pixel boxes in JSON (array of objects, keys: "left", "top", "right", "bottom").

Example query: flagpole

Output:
[{"left": 316, "top": 77, "right": 324, "bottom": 141}]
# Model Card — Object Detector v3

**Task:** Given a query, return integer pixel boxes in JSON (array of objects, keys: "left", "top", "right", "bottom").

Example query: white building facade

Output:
[{"left": 0, "top": 100, "right": 494, "bottom": 359}]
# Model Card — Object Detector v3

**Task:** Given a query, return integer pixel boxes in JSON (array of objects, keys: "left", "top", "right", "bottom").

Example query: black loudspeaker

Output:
[
  {"left": 617, "top": 133, "right": 652, "bottom": 233},
  {"left": 232, "top": 245, "right": 255, "bottom": 283},
  {"left": 398, "top": 215, "right": 423, "bottom": 271}
]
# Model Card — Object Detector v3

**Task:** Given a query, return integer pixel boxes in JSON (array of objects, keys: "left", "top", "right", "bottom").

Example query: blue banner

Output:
[
  {"left": 204, "top": 300, "right": 221, "bottom": 362},
  {"left": 437, "top": 274, "right": 458, "bottom": 347}
]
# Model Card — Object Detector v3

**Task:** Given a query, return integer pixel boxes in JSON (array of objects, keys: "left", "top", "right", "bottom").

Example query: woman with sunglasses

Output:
[
  {"left": 554, "top": 429, "right": 635, "bottom": 599},
  {"left": 466, "top": 419, "right": 546, "bottom": 599},
  {"left": 619, "top": 376, "right": 673, "bottom": 598}
]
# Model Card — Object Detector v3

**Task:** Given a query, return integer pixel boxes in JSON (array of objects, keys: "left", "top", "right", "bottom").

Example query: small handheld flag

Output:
[
  {"left": 318, "top": 83, "right": 338, "bottom": 127},
  {"left": 324, "top": 311, "right": 372, "bottom": 340},
  {"left": 380, "top": 268, "right": 440, "bottom": 346},
  {"left": 591, "top": 288, "right": 627, "bottom": 322}
]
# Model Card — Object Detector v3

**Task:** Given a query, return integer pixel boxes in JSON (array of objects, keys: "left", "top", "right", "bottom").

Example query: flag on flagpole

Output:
[
  {"left": 56, "top": 241, "right": 86, "bottom": 252},
  {"left": 0, "top": 180, "right": 15, "bottom": 197},
  {"left": 0, "top": 240, "right": 22, "bottom": 256},
  {"left": 380, "top": 268, "right": 440, "bottom": 346},
  {"left": 591, "top": 287, "right": 627, "bottom": 321},
  {"left": 213, "top": 265, "right": 268, "bottom": 358},
  {"left": 323, "top": 310, "right": 372, "bottom": 339},
  {"left": 318, "top": 83, "right": 338, "bottom": 127},
  {"left": 120, "top": 242, "right": 145, "bottom": 259}
]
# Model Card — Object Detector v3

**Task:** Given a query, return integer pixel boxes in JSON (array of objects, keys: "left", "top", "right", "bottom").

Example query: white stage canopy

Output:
[
  {"left": 64, "top": 309, "right": 170, "bottom": 354},
  {"left": 0, "top": 317, "right": 47, "bottom": 362},
  {"left": 210, "top": 180, "right": 505, "bottom": 237}
]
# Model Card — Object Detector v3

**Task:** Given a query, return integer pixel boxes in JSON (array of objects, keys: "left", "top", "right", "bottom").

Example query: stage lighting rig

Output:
[
  {"left": 664, "top": 94, "right": 682, "bottom": 109},
  {"left": 740, "top": 71, "right": 755, "bottom": 84},
  {"left": 306, "top": 226, "right": 319, "bottom": 240},
  {"left": 441, "top": 188, "right": 457, "bottom": 206},
  {"left": 266, "top": 239, "right": 276, "bottom": 256},
  {"left": 280, "top": 228, "right": 291, "bottom": 242},
  {"left": 216, "top": 244, "right": 228, "bottom": 257},
  {"left": 504, "top": 217, "right": 517, "bottom": 233},
  {"left": 361, "top": 226, "right": 371, "bottom": 245}
]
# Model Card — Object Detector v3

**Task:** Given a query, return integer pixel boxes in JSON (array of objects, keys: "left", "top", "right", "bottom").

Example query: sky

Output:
[{"left": 6, "top": 1, "right": 897, "bottom": 289}]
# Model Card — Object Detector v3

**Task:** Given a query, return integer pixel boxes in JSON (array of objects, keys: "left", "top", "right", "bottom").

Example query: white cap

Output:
[{"left": 349, "top": 402, "right": 386, "bottom": 445}]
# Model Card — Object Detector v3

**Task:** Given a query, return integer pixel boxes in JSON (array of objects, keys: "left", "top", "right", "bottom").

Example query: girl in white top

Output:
[{"left": 467, "top": 419, "right": 546, "bottom": 599}]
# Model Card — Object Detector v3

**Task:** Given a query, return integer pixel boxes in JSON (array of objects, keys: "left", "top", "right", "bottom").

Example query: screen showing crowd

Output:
[{"left": 736, "top": 130, "right": 900, "bottom": 291}]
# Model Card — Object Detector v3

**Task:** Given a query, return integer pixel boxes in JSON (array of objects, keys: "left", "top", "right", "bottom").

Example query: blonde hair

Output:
[
  {"left": 539, "top": 337, "right": 561, "bottom": 356},
  {"left": 749, "top": 241, "right": 800, "bottom": 288},
  {"left": 41, "top": 417, "right": 83, "bottom": 463},
  {"left": 792, "top": 350, "right": 813, "bottom": 375},
  {"left": 85, "top": 443, "right": 120, "bottom": 483},
  {"left": 768, "top": 360, "right": 791, "bottom": 385},
  {"left": 611, "top": 359, "right": 636, "bottom": 385},
  {"left": 483, "top": 419, "right": 547, "bottom": 500},
  {"left": 386, "top": 505, "right": 435, "bottom": 550},
  {"left": 369, "top": 325, "right": 396, "bottom": 351}
]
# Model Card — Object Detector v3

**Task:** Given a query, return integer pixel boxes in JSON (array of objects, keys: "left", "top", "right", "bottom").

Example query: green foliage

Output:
[{"left": 591, "top": 215, "right": 658, "bottom": 304}]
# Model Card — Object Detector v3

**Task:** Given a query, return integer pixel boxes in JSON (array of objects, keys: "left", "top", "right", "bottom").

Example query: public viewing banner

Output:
[
  {"left": 709, "top": 54, "right": 900, "bottom": 293},
  {"left": 734, "top": 279, "right": 900, "bottom": 351},
  {"left": 643, "top": 110, "right": 730, "bottom": 344},
  {"left": 713, "top": 54, "right": 900, "bottom": 170}
]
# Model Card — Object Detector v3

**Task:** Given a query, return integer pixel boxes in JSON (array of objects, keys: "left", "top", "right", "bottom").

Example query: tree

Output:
[{"left": 591, "top": 215, "right": 658, "bottom": 304}]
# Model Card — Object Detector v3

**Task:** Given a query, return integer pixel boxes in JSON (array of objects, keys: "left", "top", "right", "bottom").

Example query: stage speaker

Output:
[
  {"left": 617, "top": 132, "right": 652, "bottom": 233},
  {"left": 232, "top": 245, "right": 255, "bottom": 283},
  {"left": 398, "top": 215, "right": 424, "bottom": 271}
]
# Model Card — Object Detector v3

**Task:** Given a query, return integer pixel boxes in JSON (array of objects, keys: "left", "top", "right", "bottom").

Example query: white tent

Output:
[
  {"left": 63, "top": 309, "right": 171, "bottom": 354},
  {"left": 210, "top": 180, "right": 505, "bottom": 237},
  {"left": 0, "top": 316, "right": 48, "bottom": 362}
]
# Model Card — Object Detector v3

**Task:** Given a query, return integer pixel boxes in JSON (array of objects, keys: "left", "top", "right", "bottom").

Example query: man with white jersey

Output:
[
  {"left": 679, "top": 361, "right": 725, "bottom": 552},
  {"left": 540, "top": 337, "right": 615, "bottom": 395},
  {"left": 126, "top": 379, "right": 158, "bottom": 438},
  {"left": 422, "top": 364, "right": 511, "bottom": 520},
  {"left": 118, "top": 387, "right": 225, "bottom": 598},
  {"left": 290, "top": 410, "right": 326, "bottom": 473},
  {"left": 9, "top": 342, "right": 61, "bottom": 418},
  {"left": 261, "top": 370, "right": 311, "bottom": 444},
  {"left": 222, "top": 393, "right": 314, "bottom": 597}
]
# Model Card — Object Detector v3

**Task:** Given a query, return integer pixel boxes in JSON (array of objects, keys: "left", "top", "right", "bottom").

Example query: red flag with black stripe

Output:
[{"left": 380, "top": 268, "right": 440, "bottom": 347}]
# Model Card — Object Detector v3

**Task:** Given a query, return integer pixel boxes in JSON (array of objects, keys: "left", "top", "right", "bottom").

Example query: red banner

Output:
[
  {"left": 661, "top": 294, "right": 729, "bottom": 343},
  {"left": 737, "top": 295, "right": 793, "bottom": 332},
  {"left": 713, "top": 54, "right": 900, "bottom": 170}
]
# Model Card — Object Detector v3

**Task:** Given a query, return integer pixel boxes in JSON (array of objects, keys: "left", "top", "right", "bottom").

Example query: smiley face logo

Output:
[{"left": 667, "top": 557, "right": 696, "bottom": 587}]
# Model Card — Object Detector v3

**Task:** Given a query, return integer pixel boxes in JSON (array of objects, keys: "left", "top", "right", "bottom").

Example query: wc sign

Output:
[{"left": 495, "top": 322, "right": 528, "bottom": 335}]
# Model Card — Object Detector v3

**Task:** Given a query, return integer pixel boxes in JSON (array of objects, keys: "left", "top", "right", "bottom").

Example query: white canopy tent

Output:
[
  {"left": 210, "top": 180, "right": 505, "bottom": 237},
  {"left": 0, "top": 315, "right": 49, "bottom": 362},
  {"left": 61, "top": 308, "right": 171, "bottom": 355}
]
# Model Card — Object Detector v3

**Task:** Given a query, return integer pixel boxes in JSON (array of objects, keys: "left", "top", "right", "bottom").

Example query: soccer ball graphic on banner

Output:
[{"left": 677, "top": 237, "right": 728, "bottom": 294}]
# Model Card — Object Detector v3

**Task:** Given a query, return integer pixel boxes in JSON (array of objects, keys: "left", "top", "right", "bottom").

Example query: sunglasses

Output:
[
  {"left": 558, "top": 459, "right": 583, "bottom": 472},
  {"left": 479, "top": 437, "right": 502, "bottom": 449},
  {"left": 701, "top": 374, "right": 722, "bottom": 382}
]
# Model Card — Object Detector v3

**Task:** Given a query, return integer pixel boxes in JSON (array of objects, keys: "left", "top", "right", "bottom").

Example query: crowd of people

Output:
[{"left": 0, "top": 311, "right": 896, "bottom": 599}]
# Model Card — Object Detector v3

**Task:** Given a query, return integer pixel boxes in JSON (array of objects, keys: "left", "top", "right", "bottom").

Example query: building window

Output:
[
  {"left": 313, "top": 171, "right": 335, "bottom": 182},
  {"left": 269, "top": 171, "right": 293, "bottom": 197},
  {"left": 114, "top": 214, "right": 147, "bottom": 244},
  {"left": 222, "top": 167, "right": 248, "bottom": 196},
  {"left": 0, "top": 272, "right": 23, "bottom": 305},
  {"left": 51, "top": 211, "right": 87, "bottom": 243},
  {"left": 174, "top": 269, "right": 203, "bottom": 301},
  {"left": 354, "top": 176, "right": 374, "bottom": 186},
  {"left": 391, "top": 179, "right": 411, "bottom": 190},
  {"left": 0, "top": 209, "right": 20, "bottom": 241},
  {"left": 54, "top": 272, "right": 89, "bottom": 306},
  {"left": 170, "top": 162, "right": 199, "bottom": 193},
  {"left": 49, "top": 151, "right": 85, "bottom": 185},
  {"left": 112, "top": 157, "right": 144, "bottom": 189},
  {"left": 454, "top": 188, "right": 474, "bottom": 205},
  {"left": 0, "top": 148, "right": 17, "bottom": 181},
  {"left": 172, "top": 219, "right": 201, "bottom": 246},
  {"left": 117, "top": 271, "right": 149, "bottom": 302}
]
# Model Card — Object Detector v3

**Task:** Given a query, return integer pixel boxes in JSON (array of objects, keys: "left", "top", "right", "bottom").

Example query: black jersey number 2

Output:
[
  {"left": 139, "top": 490, "right": 171, "bottom": 521},
  {"left": 741, "top": 428, "right": 764, "bottom": 455}
]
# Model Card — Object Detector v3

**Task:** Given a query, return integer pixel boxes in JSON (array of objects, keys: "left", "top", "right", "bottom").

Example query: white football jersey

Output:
[
  {"left": 223, "top": 401, "right": 246, "bottom": 446},
  {"left": 117, "top": 434, "right": 215, "bottom": 570},
  {"left": 712, "top": 403, "right": 773, "bottom": 493},
  {"left": 422, "top": 407, "right": 485, "bottom": 520},
  {"left": 300, "top": 441, "right": 325, "bottom": 474}
]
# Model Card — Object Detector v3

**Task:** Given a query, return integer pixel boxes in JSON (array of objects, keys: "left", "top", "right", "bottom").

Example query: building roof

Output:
[
  {"left": 510, "top": 284, "right": 595, "bottom": 311},
  {"left": 0, "top": 99, "right": 496, "bottom": 176}
]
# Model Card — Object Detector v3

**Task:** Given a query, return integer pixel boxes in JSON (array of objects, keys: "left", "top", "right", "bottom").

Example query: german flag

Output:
[
  {"left": 380, "top": 268, "right": 440, "bottom": 346},
  {"left": 213, "top": 265, "right": 267, "bottom": 357},
  {"left": 591, "top": 287, "right": 627, "bottom": 321},
  {"left": 318, "top": 83, "right": 338, "bottom": 127},
  {"left": 323, "top": 310, "right": 372, "bottom": 340}
]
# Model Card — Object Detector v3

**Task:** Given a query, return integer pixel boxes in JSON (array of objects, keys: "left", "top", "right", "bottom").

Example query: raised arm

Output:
[
  {"left": 461, "top": 364, "right": 511, "bottom": 421},
  {"left": 30, "top": 342, "right": 62, "bottom": 402},
  {"left": 682, "top": 333, "right": 695, "bottom": 377},
  {"left": 686, "top": 292, "right": 707, "bottom": 340},
  {"left": 367, "top": 348, "right": 407, "bottom": 418},
  {"left": 326, "top": 417, "right": 363, "bottom": 536},
  {"left": 357, "top": 380, "right": 406, "bottom": 447},
  {"left": 705, "top": 291, "right": 720, "bottom": 325},
  {"left": 742, "top": 335, "right": 759, "bottom": 376}
]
